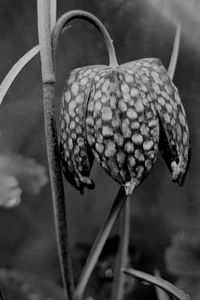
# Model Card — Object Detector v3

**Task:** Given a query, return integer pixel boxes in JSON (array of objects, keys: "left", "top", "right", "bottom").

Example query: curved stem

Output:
[{"left": 51, "top": 10, "right": 118, "bottom": 68}]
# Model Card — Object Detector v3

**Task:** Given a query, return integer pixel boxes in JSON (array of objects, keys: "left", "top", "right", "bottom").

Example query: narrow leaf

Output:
[
  {"left": 168, "top": 22, "right": 181, "bottom": 80},
  {"left": 111, "top": 196, "right": 131, "bottom": 300},
  {"left": 0, "top": 45, "right": 39, "bottom": 105},
  {"left": 123, "top": 268, "right": 191, "bottom": 300},
  {"left": 75, "top": 186, "right": 127, "bottom": 300},
  {"left": 154, "top": 269, "right": 172, "bottom": 300}
]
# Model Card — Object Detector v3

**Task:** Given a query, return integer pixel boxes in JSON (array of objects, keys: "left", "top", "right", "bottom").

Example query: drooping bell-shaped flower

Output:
[
  {"left": 59, "top": 57, "right": 190, "bottom": 195},
  {"left": 59, "top": 15, "right": 190, "bottom": 195}
]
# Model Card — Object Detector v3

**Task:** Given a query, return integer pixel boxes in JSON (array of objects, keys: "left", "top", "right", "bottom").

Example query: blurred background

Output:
[{"left": 0, "top": 0, "right": 200, "bottom": 299}]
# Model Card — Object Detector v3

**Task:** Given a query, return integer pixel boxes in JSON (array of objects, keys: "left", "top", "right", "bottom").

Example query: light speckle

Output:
[
  {"left": 132, "top": 134, "right": 143, "bottom": 144},
  {"left": 131, "top": 88, "right": 139, "bottom": 97},
  {"left": 96, "top": 143, "right": 104, "bottom": 153},
  {"left": 125, "top": 74, "right": 133, "bottom": 83},
  {"left": 70, "top": 121, "right": 76, "bottom": 130},
  {"left": 131, "top": 122, "right": 140, "bottom": 129},
  {"left": 119, "top": 101, "right": 127, "bottom": 112},
  {"left": 95, "top": 101, "right": 102, "bottom": 111},
  {"left": 128, "top": 156, "right": 136, "bottom": 167},
  {"left": 135, "top": 100, "right": 144, "bottom": 113},
  {"left": 124, "top": 142, "right": 134, "bottom": 153},
  {"left": 143, "top": 140, "right": 154, "bottom": 150},
  {"left": 102, "top": 107, "right": 113, "bottom": 121},
  {"left": 117, "top": 151, "right": 125, "bottom": 165},
  {"left": 114, "top": 133, "right": 124, "bottom": 146},
  {"left": 122, "top": 122, "right": 131, "bottom": 138},
  {"left": 80, "top": 77, "right": 88, "bottom": 85},
  {"left": 121, "top": 83, "right": 130, "bottom": 94},
  {"left": 94, "top": 90, "right": 102, "bottom": 101},
  {"left": 127, "top": 109, "right": 138, "bottom": 119},
  {"left": 102, "top": 126, "right": 113, "bottom": 136},
  {"left": 105, "top": 141, "right": 116, "bottom": 157},
  {"left": 64, "top": 90, "right": 71, "bottom": 102},
  {"left": 71, "top": 82, "right": 79, "bottom": 96},
  {"left": 102, "top": 79, "right": 110, "bottom": 93},
  {"left": 158, "top": 97, "right": 165, "bottom": 105}
]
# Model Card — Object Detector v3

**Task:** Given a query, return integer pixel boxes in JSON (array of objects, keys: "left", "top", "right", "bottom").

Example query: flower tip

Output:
[
  {"left": 124, "top": 180, "right": 136, "bottom": 196},
  {"left": 171, "top": 160, "right": 185, "bottom": 186},
  {"left": 80, "top": 176, "right": 95, "bottom": 190}
]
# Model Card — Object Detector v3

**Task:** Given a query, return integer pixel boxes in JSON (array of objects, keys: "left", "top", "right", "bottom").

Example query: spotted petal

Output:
[
  {"left": 123, "top": 58, "right": 190, "bottom": 185},
  {"left": 86, "top": 66, "right": 159, "bottom": 190},
  {"left": 60, "top": 65, "right": 107, "bottom": 192}
]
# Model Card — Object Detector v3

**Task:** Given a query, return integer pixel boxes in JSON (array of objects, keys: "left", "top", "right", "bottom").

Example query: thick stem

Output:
[
  {"left": 37, "top": 2, "right": 75, "bottom": 299},
  {"left": 43, "top": 83, "right": 75, "bottom": 300},
  {"left": 51, "top": 10, "right": 118, "bottom": 68}
]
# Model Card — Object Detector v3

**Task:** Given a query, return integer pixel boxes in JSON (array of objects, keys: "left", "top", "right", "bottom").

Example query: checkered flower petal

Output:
[
  {"left": 60, "top": 65, "right": 107, "bottom": 192},
  {"left": 123, "top": 58, "right": 190, "bottom": 185},
  {"left": 86, "top": 67, "right": 159, "bottom": 191}
]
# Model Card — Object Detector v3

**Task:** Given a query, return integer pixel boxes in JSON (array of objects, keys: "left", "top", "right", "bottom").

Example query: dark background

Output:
[{"left": 0, "top": 0, "right": 200, "bottom": 299}]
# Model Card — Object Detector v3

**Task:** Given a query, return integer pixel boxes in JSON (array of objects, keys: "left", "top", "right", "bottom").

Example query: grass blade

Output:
[
  {"left": 168, "top": 22, "right": 181, "bottom": 80},
  {"left": 0, "top": 45, "right": 39, "bottom": 105},
  {"left": 123, "top": 268, "right": 191, "bottom": 300},
  {"left": 154, "top": 269, "right": 172, "bottom": 300},
  {"left": 75, "top": 186, "right": 127, "bottom": 300},
  {"left": 111, "top": 196, "right": 131, "bottom": 300}
]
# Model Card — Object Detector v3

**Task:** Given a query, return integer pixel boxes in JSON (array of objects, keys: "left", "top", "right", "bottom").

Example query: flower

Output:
[{"left": 59, "top": 58, "right": 190, "bottom": 194}]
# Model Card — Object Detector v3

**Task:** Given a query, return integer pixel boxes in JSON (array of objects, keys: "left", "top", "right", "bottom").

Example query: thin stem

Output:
[
  {"left": 51, "top": 10, "right": 118, "bottom": 68},
  {"left": 111, "top": 196, "right": 131, "bottom": 300},
  {"left": 123, "top": 269, "right": 191, "bottom": 300},
  {"left": 75, "top": 186, "right": 127, "bottom": 300}
]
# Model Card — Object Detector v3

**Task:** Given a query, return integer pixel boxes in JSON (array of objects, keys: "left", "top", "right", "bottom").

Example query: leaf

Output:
[
  {"left": 123, "top": 268, "right": 191, "bottom": 300},
  {"left": 154, "top": 269, "right": 172, "bottom": 300},
  {"left": 0, "top": 46, "right": 39, "bottom": 105},
  {"left": 167, "top": 22, "right": 181, "bottom": 80},
  {"left": 0, "top": 269, "right": 65, "bottom": 300}
]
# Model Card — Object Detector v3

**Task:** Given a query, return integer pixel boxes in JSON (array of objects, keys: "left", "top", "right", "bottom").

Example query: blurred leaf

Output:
[
  {"left": 0, "top": 269, "right": 65, "bottom": 300},
  {"left": 177, "top": 279, "right": 200, "bottom": 300},
  {"left": 0, "top": 175, "right": 22, "bottom": 208},
  {"left": 0, "top": 155, "right": 48, "bottom": 208},
  {"left": 166, "top": 231, "right": 200, "bottom": 277}
]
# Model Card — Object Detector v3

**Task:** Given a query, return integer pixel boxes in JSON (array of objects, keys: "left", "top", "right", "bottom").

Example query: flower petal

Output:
[
  {"left": 60, "top": 65, "right": 107, "bottom": 192},
  {"left": 125, "top": 58, "right": 190, "bottom": 185},
  {"left": 86, "top": 67, "right": 159, "bottom": 188}
]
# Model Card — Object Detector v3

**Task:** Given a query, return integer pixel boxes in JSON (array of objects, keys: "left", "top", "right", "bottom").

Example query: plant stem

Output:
[
  {"left": 51, "top": 10, "right": 118, "bottom": 68},
  {"left": 37, "top": 2, "right": 75, "bottom": 300},
  {"left": 43, "top": 83, "right": 75, "bottom": 300},
  {"left": 75, "top": 186, "right": 127, "bottom": 300},
  {"left": 111, "top": 196, "right": 131, "bottom": 300}
]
